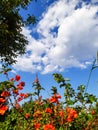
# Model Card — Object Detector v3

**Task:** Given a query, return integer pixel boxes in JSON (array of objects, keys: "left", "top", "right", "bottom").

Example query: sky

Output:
[{"left": 1, "top": 0, "right": 98, "bottom": 100}]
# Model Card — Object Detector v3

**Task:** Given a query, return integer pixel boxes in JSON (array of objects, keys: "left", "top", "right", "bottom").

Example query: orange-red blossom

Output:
[
  {"left": 16, "top": 82, "right": 25, "bottom": 90},
  {"left": 33, "top": 110, "right": 42, "bottom": 119},
  {"left": 43, "top": 124, "right": 55, "bottom": 130},
  {"left": 19, "top": 93, "right": 29, "bottom": 99},
  {"left": 25, "top": 113, "right": 30, "bottom": 119},
  {"left": 34, "top": 123, "right": 40, "bottom": 130},
  {"left": 0, "top": 105, "right": 8, "bottom": 115},
  {"left": 0, "top": 98, "right": 6, "bottom": 103},
  {"left": 49, "top": 94, "right": 61, "bottom": 103},
  {"left": 1, "top": 91, "right": 10, "bottom": 97},
  {"left": 15, "top": 75, "right": 21, "bottom": 81},
  {"left": 66, "top": 107, "right": 78, "bottom": 122},
  {"left": 45, "top": 108, "right": 52, "bottom": 114},
  {"left": 91, "top": 110, "right": 95, "bottom": 115},
  {"left": 17, "top": 93, "right": 29, "bottom": 102}
]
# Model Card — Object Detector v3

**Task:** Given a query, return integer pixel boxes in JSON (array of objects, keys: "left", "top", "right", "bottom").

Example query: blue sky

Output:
[{"left": 1, "top": 0, "right": 98, "bottom": 100}]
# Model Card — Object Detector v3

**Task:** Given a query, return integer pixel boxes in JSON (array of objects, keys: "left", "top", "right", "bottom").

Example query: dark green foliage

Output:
[{"left": 0, "top": 0, "right": 37, "bottom": 65}]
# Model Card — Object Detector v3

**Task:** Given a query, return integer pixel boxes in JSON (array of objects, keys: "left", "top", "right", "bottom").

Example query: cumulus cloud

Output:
[{"left": 13, "top": 0, "right": 98, "bottom": 74}]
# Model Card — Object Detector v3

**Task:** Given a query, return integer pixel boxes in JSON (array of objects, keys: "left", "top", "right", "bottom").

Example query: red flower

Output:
[
  {"left": 12, "top": 89, "right": 19, "bottom": 95},
  {"left": 66, "top": 107, "right": 78, "bottom": 122},
  {"left": 73, "top": 113, "right": 78, "bottom": 119},
  {"left": 43, "top": 124, "right": 55, "bottom": 130},
  {"left": 59, "top": 110, "right": 64, "bottom": 117},
  {"left": 15, "top": 103, "right": 20, "bottom": 109},
  {"left": 1, "top": 91, "right": 10, "bottom": 97},
  {"left": 66, "top": 116, "right": 73, "bottom": 122},
  {"left": 23, "top": 93, "right": 29, "bottom": 99},
  {"left": 19, "top": 93, "right": 29, "bottom": 99},
  {"left": 0, "top": 105, "right": 8, "bottom": 115},
  {"left": 17, "top": 85, "right": 23, "bottom": 90},
  {"left": 19, "top": 82, "right": 25, "bottom": 86},
  {"left": 17, "top": 97, "right": 23, "bottom": 102},
  {"left": 34, "top": 123, "right": 40, "bottom": 130},
  {"left": 19, "top": 93, "right": 25, "bottom": 97},
  {"left": 0, "top": 98, "right": 6, "bottom": 103},
  {"left": 49, "top": 94, "right": 61, "bottom": 103},
  {"left": 49, "top": 97, "right": 58, "bottom": 103},
  {"left": 91, "top": 110, "right": 95, "bottom": 115},
  {"left": 15, "top": 75, "right": 20, "bottom": 81},
  {"left": 45, "top": 108, "right": 52, "bottom": 114},
  {"left": 25, "top": 113, "right": 30, "bottom": 119}
]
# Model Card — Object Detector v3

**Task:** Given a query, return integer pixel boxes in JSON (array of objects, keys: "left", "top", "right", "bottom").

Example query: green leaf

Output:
[
  {"left": 77, "top": 85, "right": 85, "bottom": 92},
  {"left": 53, "top": 73, "right": 65, "bottom": 83},
  {"left": 87, "top": 113, "right": 93, "bottom": 120},
  {"left": 59, "top": 126, "right": 64, "bottom": 130},
  {"left": 87, "top": 95, "right": 97, "bottom": 103}
]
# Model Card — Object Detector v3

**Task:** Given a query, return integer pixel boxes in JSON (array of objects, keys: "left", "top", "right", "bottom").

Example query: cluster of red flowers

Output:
[
  {"left": 0, "top": 98, "right": 6, "bottom": 103},
  {"left": 10, "top": 75, "right": 21, "bottom": 82},
  {"left": 1, "top": 91, "right": 10, "bottom": 97},
  {"left": 0, "top": 97, "right": 8, "bottom": 115},
  {"left": 11, "top": 75, "right": 23, "bottom": 95},
  {"left": 0, "top": 74, "right": 28, "bottom": 115},
  {"left": 0, "top": 105, "right": 8, "bottom": 115},
  {"left": 45, "top": 107, "right": 52, "bottom": 114},
  {"left": 11, "top": 75, "right": 29, "bottom": 103},
  {"left": 0, "top": 73, "right": 80, "bottom": 129},
  {"left": 0, "top": 91, "right": 9, "bottom": 115},
  {"left": 43, "top": 124, "right": 55, "bottom": 130},
  {"left": 66, "top": 107, "right": 78, "bottom": 122},
  {"left": 17, "top": 93, "right": 29, "bottom": 102},
  {"left": 34, "top": 123, "right": 40, "bottom": 130},
  {"left": 49, "top": 94, "right": 61, "bottom": 103},
  {"left": 34, "top": 122, "right": 55, "bottom": 130}
]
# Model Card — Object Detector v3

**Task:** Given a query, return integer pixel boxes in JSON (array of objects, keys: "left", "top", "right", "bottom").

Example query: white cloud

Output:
[{"left": 13, "top": 0, "right": 98, "bottom": 74}]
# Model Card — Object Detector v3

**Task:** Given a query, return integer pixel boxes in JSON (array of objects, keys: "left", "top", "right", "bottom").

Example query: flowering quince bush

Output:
[{"left": 0, "top": 68, "right": 98, "bottom": 130}]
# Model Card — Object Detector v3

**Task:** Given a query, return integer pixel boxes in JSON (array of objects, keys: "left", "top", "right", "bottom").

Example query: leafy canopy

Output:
[{"left": 0, "top": 0, "right": 37, "bottom": 65}]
